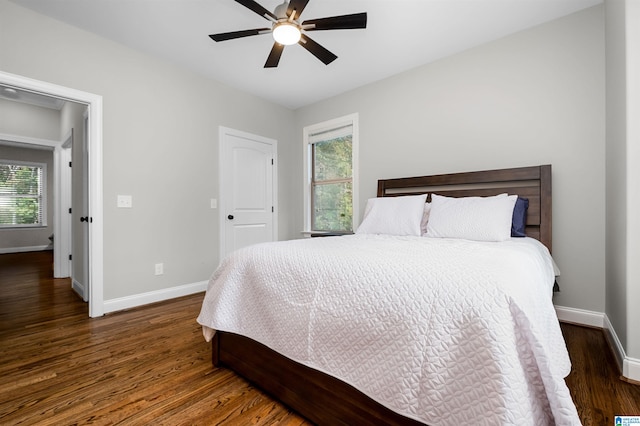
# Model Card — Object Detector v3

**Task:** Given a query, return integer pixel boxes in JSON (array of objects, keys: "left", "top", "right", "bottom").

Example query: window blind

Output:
[
  {"left": 308, "top": 124, "right": 353, "bottom": 144},
  {"left": 0, "top": 161, "right": 45, "bottom": 227}
]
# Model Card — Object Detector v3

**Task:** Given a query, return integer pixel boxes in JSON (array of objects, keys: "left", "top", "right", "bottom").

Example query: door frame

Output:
[
  {"left": 218, "top": 126, "right": 278, "bottom": 262},
  {"left": 0, "top": 71, "right": 105, "bottom": 317}
]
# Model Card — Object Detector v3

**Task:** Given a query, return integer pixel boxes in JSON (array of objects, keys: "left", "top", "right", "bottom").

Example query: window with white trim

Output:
[
  {"left": 0, "top": 160, "right": 46, "bottom": 228},
  {"left": 304, "top": 114, "right": 358, "bottom": 233}
]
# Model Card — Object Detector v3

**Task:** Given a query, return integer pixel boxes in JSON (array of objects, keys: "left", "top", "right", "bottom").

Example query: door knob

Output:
[
  {"left": 227, "top": 215, "right": 234, "bottom": 220},
  {"left": 80, "top": 216, "right": 89, "bottom": 222}
]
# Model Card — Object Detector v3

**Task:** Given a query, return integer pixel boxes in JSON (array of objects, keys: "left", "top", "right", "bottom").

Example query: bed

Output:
[{"left": 197, "top": 165, "right": 580, "bottom": 425}]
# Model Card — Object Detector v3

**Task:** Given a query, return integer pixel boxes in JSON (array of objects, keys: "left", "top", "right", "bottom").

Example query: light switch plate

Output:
[
  {"left": 117, "top": 195, "right": 132, "bottom": 208},
  {"left": 154, "top": 263, "right": 163, "bottom": 275},
  {"left": 210, "top": 198, "right": 217, "bottom": 209}
]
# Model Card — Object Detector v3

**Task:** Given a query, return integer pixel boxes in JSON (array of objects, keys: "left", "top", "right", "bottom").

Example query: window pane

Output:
[
  {"left": 313, "top": 182, "right": 352, "bottom": 232},
  {"left": 313, "top": 136, "right": 352, "bottom": 181},
  {"left": 0, "top": 164, "right": 40, "bottom": 194},
  {"left": 0, "top": 197, "right": 40, "bottom": 225},
  {"left": 0, "top": 163, "right": 43, "bottom": 226}
]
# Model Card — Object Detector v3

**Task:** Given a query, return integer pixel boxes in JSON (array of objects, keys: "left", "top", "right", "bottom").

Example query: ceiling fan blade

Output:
[
  {"left": 302, "top": 12, "right": 367, "bottom": 31},
  {"left": 235, "top": 0, "right": 277, "bottom": 21},
  {"left": 298, "top": 34, "right": 337, "bottom": 65},
  {"left": 286, "top": 0, "right": 310, "bottom": 20},
  {"left": 209, "top": 28, "right": 270, "bottom": 42},
  {"left": 264, "top": 43, "right": 285, "bottom": 68}
]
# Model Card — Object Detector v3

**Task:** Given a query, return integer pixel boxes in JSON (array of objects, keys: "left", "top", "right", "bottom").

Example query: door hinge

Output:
[
  {"left": 68, "top": 207, "right": 72, "bottom": 214},
  {"left": 68, "top": 254, "right": 72, "bottom": 261},
  {"left": 271, "top": 158, "right": 274, "bottom": 165},
  {"left": 272, "top": 206, "right": 274, "bottom": 213},
  {"left": 69, "top": 161, "right": 72, "bottom": 167}
]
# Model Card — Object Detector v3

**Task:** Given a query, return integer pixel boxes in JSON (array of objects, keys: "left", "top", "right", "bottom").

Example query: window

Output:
[
  {"left": 304, "top": 114, "right": 358, "bottom": 233},
  {"left": 0, "top": 160, "right": 46, "bottom": 228}
]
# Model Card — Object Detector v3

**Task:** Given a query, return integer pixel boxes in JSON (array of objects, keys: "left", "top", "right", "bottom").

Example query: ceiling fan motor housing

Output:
[{"left": 274, "top": 1, "right": 290, "bottom": 19}]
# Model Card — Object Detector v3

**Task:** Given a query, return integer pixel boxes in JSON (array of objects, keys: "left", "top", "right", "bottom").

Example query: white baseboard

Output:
[
  {"left": 603, "top": 314, "right": 625, "bottom": 373},
  {"left": 624, "top": 357, "right": 640, "bottom": 382},
  {"left": 71, "top": 278, "right": 87, "bottom": 302},
  {"left": 554, "top": 305, "right": 604, "bottom": 328},
  {"left": 0, "top": 245, "right": 52, "bottom": 254},
  {"left": 555, "top": 305, "right": 640, "bottom": 382},
  {"left": 603, "top": 314, "right": 640, "bottom": 382},
  {"left": 103, "top": 280, "right": 208, "bottom": 314}
]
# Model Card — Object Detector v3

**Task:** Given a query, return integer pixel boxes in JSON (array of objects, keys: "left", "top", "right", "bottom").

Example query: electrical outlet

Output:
[
  {"left": 154, "top": 263, "right": 163, "bottom": 275},
  {"left": 117, "top": 195, "right": 132, "bottom": 208}
]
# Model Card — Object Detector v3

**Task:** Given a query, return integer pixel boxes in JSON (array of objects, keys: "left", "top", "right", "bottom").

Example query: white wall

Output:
[
  {"left": 625, "top": 0, "right": 640, "bottom": 361},
  {"left": 0, "top": 98, "right": 60, "bottom": 140},
  {"left": 605, "top": 0, "right": 640, "bottom": 365},
  {"left": 605, "top": 0, "right": 628, "bottom": 359},
  {"left": 0, "top": 0, "right": 296, "bottom": 302},
  {"left": 295, "top": 6, "right": 606, "bottom": 313}
]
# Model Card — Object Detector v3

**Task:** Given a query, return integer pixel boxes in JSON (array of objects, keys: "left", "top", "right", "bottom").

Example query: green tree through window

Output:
[
  {"left": 312, "top": 135, "right": 353, "bottom": 232},
  {"left": 0, "top": 161, "right": 44, "bottom": 227}
]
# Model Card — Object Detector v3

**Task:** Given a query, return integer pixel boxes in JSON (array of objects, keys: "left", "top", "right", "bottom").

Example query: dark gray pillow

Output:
[{"left": 511, "top": 197, "right": 529, "bottom": 237}]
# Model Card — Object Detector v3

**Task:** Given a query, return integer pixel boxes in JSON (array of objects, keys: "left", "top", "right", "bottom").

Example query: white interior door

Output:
[
  {"left": 220, "top": 127, "right": 277, "bottom": 261},
  {"left": 71, "top": 114, "right": 90, "bottom": 302}
]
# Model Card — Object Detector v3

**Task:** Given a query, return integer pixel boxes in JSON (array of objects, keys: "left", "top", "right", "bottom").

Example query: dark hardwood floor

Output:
[
  {"left": 563, "top": 323, "right": 640, "bottom": 424},
  {"left": 1, "top": 251, "right": 639, "bottom": 425},
  {"left": 0, "top": 251, "right": 309, "bottom": 425}
]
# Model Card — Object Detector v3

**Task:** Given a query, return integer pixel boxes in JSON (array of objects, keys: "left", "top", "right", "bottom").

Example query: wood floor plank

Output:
[{"left": 1, "top": 251, "right": 639, "bottom": 425}]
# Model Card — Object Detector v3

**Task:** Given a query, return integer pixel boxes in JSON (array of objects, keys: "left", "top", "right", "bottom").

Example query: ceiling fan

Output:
[{"left": 209, "top": 0, "right": 367, "bottom": 68}]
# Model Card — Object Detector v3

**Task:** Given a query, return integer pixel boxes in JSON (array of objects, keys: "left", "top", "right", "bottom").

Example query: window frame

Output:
[
  {"left": 303, "top": 113, "right": 359, "bottom": 234},
  {"left": 0, "top": 159, "right": 47, "bottom": 229}
]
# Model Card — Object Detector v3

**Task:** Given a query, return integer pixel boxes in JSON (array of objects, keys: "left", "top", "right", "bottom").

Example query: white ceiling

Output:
[{"left": 11, "top": 0, "right": 601, "bottom": 109}]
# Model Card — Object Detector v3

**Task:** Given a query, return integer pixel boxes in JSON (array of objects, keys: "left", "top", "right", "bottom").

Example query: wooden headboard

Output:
[{"left": 377, "top": 165, "right": 552, "bottom": 252}]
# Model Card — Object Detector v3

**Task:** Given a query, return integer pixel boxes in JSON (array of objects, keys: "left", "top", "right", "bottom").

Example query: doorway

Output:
[{"left": 0, "top": 71, "right": 104, "bottom": 317}]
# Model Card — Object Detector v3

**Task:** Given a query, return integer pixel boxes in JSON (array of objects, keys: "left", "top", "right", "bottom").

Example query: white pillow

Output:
[
  {"left": 426, "top": 194, "right": 517, "bottom": 242},
  {"left": 356, "top": 194, "right": 428, "bottom": 236}
]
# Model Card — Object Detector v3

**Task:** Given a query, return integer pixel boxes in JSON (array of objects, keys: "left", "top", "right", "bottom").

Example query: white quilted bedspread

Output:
[{"left": 197, "top": 235, "right": 580, "bottom": 425}]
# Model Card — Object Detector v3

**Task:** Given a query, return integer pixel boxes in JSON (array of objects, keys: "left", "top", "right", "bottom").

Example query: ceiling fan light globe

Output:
[{"left": 273, "top": 23, "right": 301, "bottom": 45}]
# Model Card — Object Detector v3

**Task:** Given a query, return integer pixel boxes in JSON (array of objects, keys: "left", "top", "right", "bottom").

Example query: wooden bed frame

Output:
[{"left": 211, "top": 165, "right": 552, "bottom": 425}]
